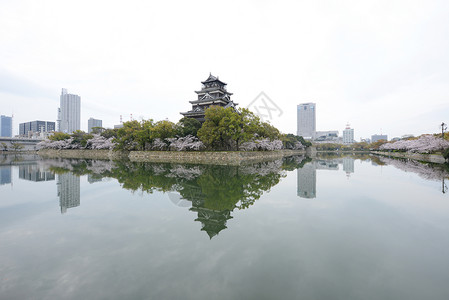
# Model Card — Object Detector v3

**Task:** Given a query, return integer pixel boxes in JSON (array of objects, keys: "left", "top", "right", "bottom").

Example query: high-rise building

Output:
[
  {"left": 297, "top": 103, "right": 316, "bottom": 139},
  {"left": 371, "top": 134, "right": 388, "bottom": 143},
  {"left": 343, "top": 124, "right": 354, "bottom": 144},
  {"left": 0, "top": 115, "right": 13, "bottom": 137},
  {"left": 88, "top": 118, "right": 102, "bottom": 133},
  {"left": 19, "top": 120, "right": 55, "bottom": 136},
  {"left": 57, "top": 88, "right": 80, "bottom": 134}
]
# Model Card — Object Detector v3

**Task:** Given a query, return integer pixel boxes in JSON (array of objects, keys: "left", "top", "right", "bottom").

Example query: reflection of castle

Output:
[
  {"left": 0, "top": 166, "right": 12, "bottom": 185},
  {"left": 19, "top": 164, "right": 55, "bottom": 182},
  {"left": 297, "top": 157, "right": 356, "bottom": 199},
  {"left": 57, "top": 173, "right": 80, "bottom": 214},
  {"left": 183, "top": 184, "right": 233, "bottom": 239},
  {"left": 297, "top": 162, "right": 316, "bottom": 198}
]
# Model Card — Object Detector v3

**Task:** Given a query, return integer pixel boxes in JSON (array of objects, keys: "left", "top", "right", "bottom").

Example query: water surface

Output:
[{"left": 1, "top": 154, "right": 448, "bottom": 300}]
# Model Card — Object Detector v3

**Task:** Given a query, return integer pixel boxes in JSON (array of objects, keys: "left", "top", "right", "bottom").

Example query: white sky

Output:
[{"left": 0, "top": 0, "right": 448, "bottom": 140}]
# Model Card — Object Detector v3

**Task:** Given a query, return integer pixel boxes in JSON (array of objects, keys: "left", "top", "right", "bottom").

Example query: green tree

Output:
[
  {"left": 151, "top": 120, "right": 176, "bottom": 140},
  {"left": 1, "top": 142, "right": 8, "bottom": 151},
  {"left": 49, "top": 132, "right": 71, "bottom": 141},
  {"left": 115, "top": 120, "right": 144, "bottom": 150},
  {"left": 176, "top": 117, "right": 202, "bottom": 137},
  {"left": 71, "top": 130, "right": 93, "bottom": 147},
  {"left": 198, "top": 106, "right": 231, "bottom": 150},
  {"left": 10, "top": 142, "right": 24, "bottom": 151},
  {"left": 101, "top": 128, "right": 118, "bottom": 139}
]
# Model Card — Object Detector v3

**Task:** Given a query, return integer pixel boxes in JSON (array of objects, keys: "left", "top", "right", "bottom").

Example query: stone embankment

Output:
[
  {"left": 38, "top": 149, "right": 306, "bottom": 165},
  {"left": 372, "top": 151, "right": 446, "bottom": 164},
  {"left": 38, "top": 149, "right": 128, "bottom": 160}
]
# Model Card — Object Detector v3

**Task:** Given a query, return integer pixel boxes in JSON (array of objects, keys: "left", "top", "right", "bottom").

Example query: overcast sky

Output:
[{"left": 1, "top": 0, "right": 448, "bottom": 140}]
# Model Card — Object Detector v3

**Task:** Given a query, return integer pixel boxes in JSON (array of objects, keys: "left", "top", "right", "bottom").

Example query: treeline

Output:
[{"left": 39, "top": 106, "right": 311, "bottom": 151}]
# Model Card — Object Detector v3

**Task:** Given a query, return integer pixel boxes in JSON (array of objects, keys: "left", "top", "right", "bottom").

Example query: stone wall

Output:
[
  {"left": 372, "top": 151, "right": 446, "bottom": 164},
  {"left": 38, "top": 149, "right": 306, "bottom": 165},
  {"left": 129, "top": 150, "right": 305, "bottom": 165},
  {"left": 38, "top": 149, "right": 128, "bottom": 160}
]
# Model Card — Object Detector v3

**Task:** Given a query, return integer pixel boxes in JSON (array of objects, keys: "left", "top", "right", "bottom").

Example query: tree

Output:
[
  {"left": 10, "top": 142, "right": 24, "bottom": 151},
  {"left": 101, "top": 128, "right": 119, "bottom": 139},
  {"left": 71, "top": 130, "right": 93, "bottom": 147},
  {"left": 198, "top": 106, "right": 232, "bottom": 150},
  {"left": 91, "top": 127, "right": 104, "bottom": 134},
  {"left": 151, "top": 120, "right": 176, "bottom": 140},
  {"left": 1, "top": 142, "right": 7, "bottom": 151},
  {"left": 49, "top": 132, "right": 71, "bottom": 141},
  {"left": 176, "top": 117, "right": 202, "bottom": 137}
]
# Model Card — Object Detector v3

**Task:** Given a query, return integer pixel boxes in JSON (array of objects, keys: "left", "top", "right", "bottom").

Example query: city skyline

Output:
[{"left": 1, "top": 1, "right": 448, "bottom": 140}]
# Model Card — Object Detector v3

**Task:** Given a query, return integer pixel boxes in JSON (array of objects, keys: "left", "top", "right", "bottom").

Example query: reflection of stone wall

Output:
[
  {"left": 57, "top": 173, "right": 80, "bottom": 214},
  {"left": 372, "top": 151, "right": 446, "bottom": 164},
  {"left": 39, "top": 149, "right": 128, "bottom": 160},
  {"left": 39, "top": 149, "right": 306, "bottom": 165},
  {"left": 130, "top": 150, "right": 305, "bottom": 165}
]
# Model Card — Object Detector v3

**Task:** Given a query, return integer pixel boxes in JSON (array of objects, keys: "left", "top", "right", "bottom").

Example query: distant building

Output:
[
  {"left": 343, "top": 124, "right": 354, "bottom": 144},
  {"left": 19, "top": 120, "right": 55, "bottom": 137},
  {"left": 114, "top": 124, "right": 124, "bottom": 129},
  {"left": 180, "top": 74, "right": 238, "bottom": 123},
  {"left": 297, "top": 103, "right": 316, "bottom": 139},
  {"left": 371, "top": 134, "right": 388, "bottom": 143},
  {"left": 315, "top": 130, "right": 339, "bottom": 142},
  {"left": 0, "top": 115, "right": 12, "bottom": 137},
  {"left": 58, "top": 88, "right": 80, "bottom": 134},
  {"left": 88, "top": 118, "right": 102, "bottom": 133}
]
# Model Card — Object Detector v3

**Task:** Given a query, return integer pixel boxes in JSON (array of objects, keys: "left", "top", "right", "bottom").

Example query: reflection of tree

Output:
[{"left": 42, "top": 157, "right": 297, "bottom": 238}]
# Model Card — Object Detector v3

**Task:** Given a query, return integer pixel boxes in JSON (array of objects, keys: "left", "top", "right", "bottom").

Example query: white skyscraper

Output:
[
  {"left": 58, "top": 88, "right": 80, "bottom": 133},
  {"left": 88, "top": 118, "right": 102, "bottom": 133},
  {"left": 297, "top": 103, "right": 316, "bottom": 139},
  {"left": 343, "top": 124, "right": 354, "bottom": 144}
]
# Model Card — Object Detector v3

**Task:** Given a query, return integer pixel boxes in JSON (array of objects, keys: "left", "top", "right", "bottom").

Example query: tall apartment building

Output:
[
  {"left": 343, "top": 124, "right": 354, "bottom": 144},
  {"left": 19, "top": 120, "right": 55, "bottom": 136},
  {"left": 88, "top": 118, "right": 102, "bottom": 133},
  {"left": 297, "top": 103, "right": 316, "bottom": 139},
  {"left": 57, "top": 88, "right": 80, "bottom": 134},
  {"left": 0, "top": 115, "right": 13, "bottom": 137}
]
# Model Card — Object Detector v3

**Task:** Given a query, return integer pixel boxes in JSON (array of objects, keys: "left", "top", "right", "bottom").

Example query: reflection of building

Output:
[
  {"left": 57, "top": 173, "right": 80, "bottom": 213},
  {"left": 342, "top": 157, "right": 355, "bottom": 178},
  {"left": 297, "top": 162, "right": 316, "bottom": 198},
  {"left": 0, "top": 166, "right": 12, "bottom": 185},
  {"left": 58, "top": 88, "right": 81, "bottom": 134},
  {"left": 19, "top": 165, "right": 55, "bottom": 182},
  {"left": 88, "top": 118, "right": 102, "bottom": 133},
  {"left": 297, "top": 103, "right": 316, "bottom": 139},
  {"left": 0, "top": 115, "right": 13, "bottom": 137},
  {"left": 180, "top": 74, "right": 238, "bottom": 123},
  {"left": 316, "top": 160, "right": 339, "bottom": 170}
]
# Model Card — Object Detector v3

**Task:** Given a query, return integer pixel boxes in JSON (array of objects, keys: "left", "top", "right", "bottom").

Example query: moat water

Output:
[{"left": 1, "top": 154, "right": 449, "bottom": 300}]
